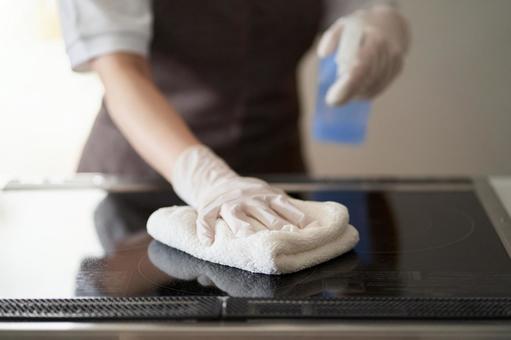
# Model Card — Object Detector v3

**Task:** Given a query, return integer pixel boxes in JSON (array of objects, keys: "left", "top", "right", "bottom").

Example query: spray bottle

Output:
[{"left": 313, "top": 17, "right": 371, "bottom": 144}]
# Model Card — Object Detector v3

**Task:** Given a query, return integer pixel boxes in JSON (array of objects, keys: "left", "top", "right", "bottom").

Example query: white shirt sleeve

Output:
[{"left": 57, "top": 0, "right": 153, "bottom": 72}]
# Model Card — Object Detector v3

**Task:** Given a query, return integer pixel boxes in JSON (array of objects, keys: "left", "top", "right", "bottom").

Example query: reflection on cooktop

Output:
[
  {"left": 76, "top": 231, "right": 359, "bottom": 298},
  {"left": 144, "top": 240, "right": 358, "bottom": 298},
  {"left": 73, "top": 189, "right": 511, "bottom": 299}
]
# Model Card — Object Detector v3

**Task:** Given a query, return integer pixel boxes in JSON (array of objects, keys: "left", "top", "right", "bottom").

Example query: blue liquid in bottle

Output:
[{"left": 313, "top": 55, "right": 371, "bottom": 144}]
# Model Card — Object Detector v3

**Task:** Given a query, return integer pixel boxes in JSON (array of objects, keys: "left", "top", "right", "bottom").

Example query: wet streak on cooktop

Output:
[{"left": 1, "top": 188, "right": 511, "bottom": 300}]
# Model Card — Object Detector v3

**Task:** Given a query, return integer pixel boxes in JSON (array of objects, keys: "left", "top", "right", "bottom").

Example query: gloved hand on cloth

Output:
[
  {"left": 147, "top": 145, "right": 359, "bottom": 274},
  {"left": 170, "top": 145, "right": 313, "bottom": 246},
  {"left": 318, "top": 2, "right": 410, "bottom": 106}
]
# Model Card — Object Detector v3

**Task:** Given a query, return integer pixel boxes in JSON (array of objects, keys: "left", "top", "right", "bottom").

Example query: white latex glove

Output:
[
  {"left": 171, "top": 145, "right": 310, "bottom": 246},
  {"left": 317, "top": 3, "right": 410, "bottom": 106}
]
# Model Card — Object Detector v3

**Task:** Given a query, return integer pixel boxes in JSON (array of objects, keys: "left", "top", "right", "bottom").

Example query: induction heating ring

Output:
[{"left": 356, "top": 208, "right": 476, "bottom": 255}]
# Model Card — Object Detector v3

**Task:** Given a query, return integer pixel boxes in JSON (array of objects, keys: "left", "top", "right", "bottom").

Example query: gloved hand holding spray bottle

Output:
[{"left": 314, "top": 2, "right": 410, "bottom": 143}]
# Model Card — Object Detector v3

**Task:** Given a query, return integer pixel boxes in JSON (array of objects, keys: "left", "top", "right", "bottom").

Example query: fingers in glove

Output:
[
  {"left": 345, "top": 35, "right": 386, "bottom": 102},
  {"left": 358, "top": 49, "right": 395, "bottom": 99},
  {"left": 244, "top": 201, "right": 288, "bottom": 230},
  {"left": 197, "top": 275, "right": 214, "bottom": 287},
  {"left": 269, "top": 196, "right": 310, "bottom": 228},
  {"left": 220, "top": 202, "right": 256, "bottom": 238},
  {"left": 358, "top": 33, "right": 387, "bottom": 94},
  {"left": 335, "top": 17, "right": 365, "bottom": 73},
  {"left": 326, "top": 48, "right": 374, "bottom": 106},
  {"left": 197, "top": 205, "right": 220, "bottom": 246},
  {"left": 317, "top": 18, "right": 345, "bottom": 57},
  {"left": 356, "top": 30, "right": 396, "bottom": 98},
  {"left": 325, "top": 72, "right": 351, "bottom": 106},
  {"left": 365, "top": 55, "right": 403, "bottom": 98}
]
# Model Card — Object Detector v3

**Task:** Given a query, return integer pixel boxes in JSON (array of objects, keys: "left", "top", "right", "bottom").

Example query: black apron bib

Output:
[{"left": 78, "top": 0, "right": 323, "bottom": 178}]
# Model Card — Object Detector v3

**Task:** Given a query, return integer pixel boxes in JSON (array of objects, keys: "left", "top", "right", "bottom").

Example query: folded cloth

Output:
[{"left": 147, "top": 199, "right": 359, "bottom": 274}]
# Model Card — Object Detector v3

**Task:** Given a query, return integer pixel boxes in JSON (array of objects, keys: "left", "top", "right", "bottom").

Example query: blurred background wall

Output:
[
  {"left": 0, "top": 0, "right": 510, "bottom": 179},
  {"left": 0, "top": 1, "right": 101, "bottom": 178},
  {"left": 300, "top": 0, "right": 511, "bottom": 177}
]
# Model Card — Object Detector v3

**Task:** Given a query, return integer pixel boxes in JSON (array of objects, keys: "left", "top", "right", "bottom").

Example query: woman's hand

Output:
[
  {"left": 171, "top": 145, "right": 311, "bottom": 246},
  {"left": 317, "top": 4, "right": 410, "bottom": 106}
]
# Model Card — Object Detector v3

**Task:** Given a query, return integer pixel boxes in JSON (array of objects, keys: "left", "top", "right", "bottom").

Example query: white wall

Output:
[
  {"left": 0, "top": 1, "right": 100, "bottom": 178},
  {"left": 300, "top": 0, "right": 511, "bottom": 177}
]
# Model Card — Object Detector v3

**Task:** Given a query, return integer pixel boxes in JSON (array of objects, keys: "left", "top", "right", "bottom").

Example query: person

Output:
[{"left": 57, "top": 0, "right": 410, "bottom": 245}]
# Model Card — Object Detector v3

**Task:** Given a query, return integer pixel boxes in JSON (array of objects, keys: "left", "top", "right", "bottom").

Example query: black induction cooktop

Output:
[{"left": 1, "top": 179, "right": 510, "bottom": 320}]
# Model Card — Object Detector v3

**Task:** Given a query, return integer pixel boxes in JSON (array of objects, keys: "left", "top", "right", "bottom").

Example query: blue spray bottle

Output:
[{"left": 313, "top": 18, "right": 371, "bottom": 144}]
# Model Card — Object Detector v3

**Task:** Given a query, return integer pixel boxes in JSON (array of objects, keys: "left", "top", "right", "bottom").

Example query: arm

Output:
[
  {"left": 92, "top": 53, "right": 309, "bottom": 246},
  {"left": 58, "top": 0, "right": 309, "bottom": 245},
  {"left": 90, "top": 53, "right": 200, "bottom": 181}
]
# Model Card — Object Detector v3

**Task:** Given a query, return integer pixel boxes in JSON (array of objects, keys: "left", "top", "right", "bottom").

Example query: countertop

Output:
[{"left": 1, "top": 175, "right": 510, "bottom": 339}]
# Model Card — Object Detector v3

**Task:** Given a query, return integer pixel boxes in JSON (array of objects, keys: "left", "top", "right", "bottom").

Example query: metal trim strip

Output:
[{"left": 474, "top": 178, "right": 511, "bottom": 258}]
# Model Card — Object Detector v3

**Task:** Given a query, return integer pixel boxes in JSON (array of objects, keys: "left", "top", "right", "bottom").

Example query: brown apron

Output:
[{"left": 78, "top": 0, "right": 324, "bottom": 179}]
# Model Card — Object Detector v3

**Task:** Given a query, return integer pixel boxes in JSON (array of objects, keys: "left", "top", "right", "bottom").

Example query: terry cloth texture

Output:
[{"left": 147, "top": 199, "right": 359, "bottom": 274}]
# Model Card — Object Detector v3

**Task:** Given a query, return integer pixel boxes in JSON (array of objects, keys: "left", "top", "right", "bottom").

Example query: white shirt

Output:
[
  {"left": 57, "top": 0, "right": 152, "bottom": 71},
  {"left": 57, "top": 0, "right": 387, "bottom": 72}
]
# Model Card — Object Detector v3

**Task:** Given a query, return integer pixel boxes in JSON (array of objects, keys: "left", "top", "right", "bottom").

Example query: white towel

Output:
[{"left": 147, "top": 199, "right": 359, "bottom": 275}]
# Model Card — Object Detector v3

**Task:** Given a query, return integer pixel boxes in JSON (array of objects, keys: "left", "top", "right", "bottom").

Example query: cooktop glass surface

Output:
[{"left": 1, "top": 185, "right": 510, "bottom": 299}]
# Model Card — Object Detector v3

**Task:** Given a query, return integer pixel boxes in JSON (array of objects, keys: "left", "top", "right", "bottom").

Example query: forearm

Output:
[{"left": 91, "top": 53, "right": 200, "bottom": 182}]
